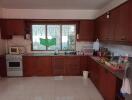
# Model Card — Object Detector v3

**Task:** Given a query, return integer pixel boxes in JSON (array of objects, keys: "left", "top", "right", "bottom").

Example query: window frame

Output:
[{"left": 30, "top": 21, "right": 79, "bottom": 51}]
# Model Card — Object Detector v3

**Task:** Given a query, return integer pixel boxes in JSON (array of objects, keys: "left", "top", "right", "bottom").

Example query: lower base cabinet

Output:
[
  {"left": 23, "top": 56, "right": 88, "bottom": 76},
  {"left": 99, "top": 67, "right": 116, "bottom": 100},
  {"left": 52, "top": 56, "right": 65, "bottom": 76},
  {"left": 23, "top": 56, "right": 52, "bottom": 76},
  {"left": 0, "top": 56, "right": 7, "bottom": 77},
  {"left": 89, "top": 57, "right": 124, "bottom": 100},
  {"left": 64, "top": 56, "right": 80, "bottom": 76}
]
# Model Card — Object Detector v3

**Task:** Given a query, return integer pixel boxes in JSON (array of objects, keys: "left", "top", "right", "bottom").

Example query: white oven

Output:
[{"left": 6, "top": 54, "right": 23, "bottom": 77}]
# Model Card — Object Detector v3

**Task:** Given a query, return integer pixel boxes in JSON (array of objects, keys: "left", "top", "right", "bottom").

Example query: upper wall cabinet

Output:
[
  {"left": 1, "top": 19, "right": 25, "bottom": 39},
  {"left": 0, "top": 19, "right": 12, "bottom": 39},
  {"left": 127, "top": 0, "right": 132, "bottom": 43},
  {"left": 95, "top": 13, "right": 114, "bottom": 41},
  {"left": 78, "top": 20, "right": 94, "bottom": 41},
  {"left": 95, "top": 2, "right": 129, "bottom": 43},
  {"left": 114, "top": 2, "right": 129, "bottom": 42}
]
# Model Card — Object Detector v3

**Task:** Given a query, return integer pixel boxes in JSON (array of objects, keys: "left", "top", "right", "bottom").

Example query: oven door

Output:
[
  {"left": 7, "top": 61, "right": 22, "bottom": 70},
  {"left": 6, "top": 61, "right": 23, "bottom": 76}
]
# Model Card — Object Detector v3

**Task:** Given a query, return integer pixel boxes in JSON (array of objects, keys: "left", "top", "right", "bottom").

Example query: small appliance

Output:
[{"left": 9, "top": 46, "right": 25, "bottom": 54}]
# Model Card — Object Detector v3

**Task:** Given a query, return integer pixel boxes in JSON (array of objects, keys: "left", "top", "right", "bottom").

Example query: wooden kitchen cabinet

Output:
[
  {"left": 89, "top": 57, "right": 119, "bottom": 100},
  {"left": 64, "top": 56, "right": 80, "bottom": 76},
  {"left": 36, "top": 57, "right": 52, "bottom": 76},
  {"left": 0, "top": 56, "right": 7, "bottom": 77},
  {"left": 80, "top": 56, "right": 89, "bottom": 75},
  {"left": 52, "top": 56, "right": 65, "bottom": 76},
  {"left": 78, "top": 20, "right": 94, "bottom": 41},
  {"left": 127, "top": 0, "right": 132, "bottom": 43},
  {"left": 95, "top": 1, "right": 129, "bottom": 43},
  {"left": 1, "top": 19, "right": 25, "bottom": 39},
  {"left": 89, "top": 59, "right": 100, "bottom": 88},
  {"left": 23, "top": 56, "right": 52, "bottom": 76},
  {"left": 1, "top": 20, "right": 13, "bottom": 39},
  {"left": 108, "top": 7, "right": 119, "bottom": 41},
  {"left": 99, "top": 67, "right": 117, "bottom": 100},
  {"left": 114, "top": 2, "right": 129, "bottom": 42},
  {"left": 23, "top": 56, "right": 37, "bottom": 76},
  {"left": 95, "top": 13, "right": 114, "bottom": 41}
]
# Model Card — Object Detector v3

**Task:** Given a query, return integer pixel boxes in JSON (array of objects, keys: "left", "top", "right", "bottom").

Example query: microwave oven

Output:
[{"left": 9, "top": 47, "right": 25, "bottom": 54}]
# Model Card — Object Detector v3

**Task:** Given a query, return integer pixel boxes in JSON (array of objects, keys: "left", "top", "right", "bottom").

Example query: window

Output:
[{"left": 32, "top": 24, "right": 76, "bottom": 51}]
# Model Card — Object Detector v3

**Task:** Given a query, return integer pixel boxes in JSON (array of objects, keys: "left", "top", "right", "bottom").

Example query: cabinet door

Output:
[
  {"left": 1, "top": 19, "right": 25, "bottom": 39},
  {"left": 109, "top": 8, "right": 119, "bottom": 41},
  {"left": 80, "top": 56, "right": 89, "bottom": 75},
  {"left": 99, "top": 67, "right": 117, "bottom": 100},
  {"left": 78, "top": 20, "right": 94, "bottom": 41},
  {"left": 6, "top": 19, "right": 25, "bottom": 35},
  {"left": 0, "top": 56, "right": 7, "bottom": 77},
  {"left": 52, "top": 56, "right": 65, "bottom": 76},
  {"left": 114, "top": 2, "right": 129, "bottom": 42},
  {"left": 23, "top": 56, "right": 37, "bottom": 76},
  {"left": 99, "top": 67, "right": 108, "bottom": 99},
  {"left": 37, "top": 57, "right": 52, "bottom": 76},
  {"left": 23, "top": 56, "right": 52, "bottom": 76},
  {"left": 95, "top": 17, "right": 102, "bottom": 40},
  {"left": 96, "top": 14, "right": 113, "bottom": 41},
  {"left": 1, "top": 20, "right": 12, "bottom": 39},
  {"left": 106, "top": 71, "right": 117, "bottom": 100},
  {"left": 90, "top": 60, "right": 100, "bottom": 87},
  {"left": 64, "top": 56, "right": 80, "bottom": 76},
  {"left": 127, "top": 0, "right": 132, "bottom": 43}
]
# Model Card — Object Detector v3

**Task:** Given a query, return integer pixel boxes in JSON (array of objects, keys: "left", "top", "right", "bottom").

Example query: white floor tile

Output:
[{"left": 0, "top": 76, "right": 103, "bottom": 100}]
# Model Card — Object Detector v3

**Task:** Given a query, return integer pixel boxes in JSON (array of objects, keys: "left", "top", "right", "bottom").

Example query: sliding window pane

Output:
[
  {"left": 47, "top": 25, "right": 61, "bottom": 50},
  {"left": 62, "top": 25, "right": 76, "bottom": 50},
  {"left": 32, "top": 25, "right": 46, "bottom": 50}
]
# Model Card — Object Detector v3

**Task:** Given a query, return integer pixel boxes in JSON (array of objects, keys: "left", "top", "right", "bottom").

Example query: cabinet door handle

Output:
[
  {"left": 121, "top": 38, "right": 125, "bottom": 40},
  {"left": 105, "top": 69, "right": 108, "bottom": 74}
]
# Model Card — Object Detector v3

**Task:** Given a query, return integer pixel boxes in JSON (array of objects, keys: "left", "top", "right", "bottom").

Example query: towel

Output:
[
  {"left": 121, "top": 63, "right": 131, "bottom": 95},
  {"left": 121, "top": 78, "right": 131, "bottom": 95}
]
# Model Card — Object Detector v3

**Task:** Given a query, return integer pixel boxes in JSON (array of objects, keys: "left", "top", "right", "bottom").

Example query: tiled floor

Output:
[{"left": 0, "top": 76, "right": 103, "bottom": 100}]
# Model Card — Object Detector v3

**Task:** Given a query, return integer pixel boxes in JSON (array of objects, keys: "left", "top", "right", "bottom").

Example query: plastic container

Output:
[{"left": 83, "top": 71, "right": 89, "bottom": 79}]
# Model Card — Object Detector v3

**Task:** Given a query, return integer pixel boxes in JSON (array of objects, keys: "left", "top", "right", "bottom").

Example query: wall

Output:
[
  {"left": 0, "top": 0, "right": 128, "bottom": 19},
  {"left": 101, "top": 43, "right": 132, "bottom": 57},
  {"left": 1, "top": 8, "right": 98, "bottom": 19},
  {"left": 0, "top": 7, "right": 2, "bottom": 18},
  {"left": 95, "top": 0, "right": 127, "bottom": 18},
  {"left": 0, "top": 10, "right": 2, "bottom": 18},
  {"left": 6, "top": 36, "right": 93, "bottom": 54}
]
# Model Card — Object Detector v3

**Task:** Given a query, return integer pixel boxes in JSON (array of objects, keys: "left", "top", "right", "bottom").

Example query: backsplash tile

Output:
[
  {"left": 1, "top": 35, "right": 132, "bottom": 57},
  {"left": 101, "top": 43, "right": 132, "bottom": 57}
]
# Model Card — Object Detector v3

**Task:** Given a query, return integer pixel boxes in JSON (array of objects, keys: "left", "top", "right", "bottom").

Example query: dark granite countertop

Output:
[
  {"left": 90, "top": 56, "right": 125, "bottom": 80},
  {"left": 23, "top": 53, "right": 90, "bottom": 57},
  {"left": 90, "top": 56, "right": 132, "bottom": 80}
]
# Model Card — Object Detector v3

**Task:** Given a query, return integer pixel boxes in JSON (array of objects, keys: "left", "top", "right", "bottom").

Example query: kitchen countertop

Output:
[
  {"left": 23, "top": 53, "right": 90, "bottom": 57},
  {"left": 90, "top": 56, "right": 127, "bottom": 80}
]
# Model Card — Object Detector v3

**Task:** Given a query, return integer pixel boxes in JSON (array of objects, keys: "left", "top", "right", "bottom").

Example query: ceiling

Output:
[{"left": 0, "top": 0, "right": 114, "bottom": 10}]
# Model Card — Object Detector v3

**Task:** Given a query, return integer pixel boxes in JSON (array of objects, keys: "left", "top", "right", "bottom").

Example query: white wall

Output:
[
  {"left": 6, "top": 36, "right": 93, "bottom": 54},
  {"left": 0, "top": 0, "right": 128, "bottom": 19},
  {"left": 1, "top": 9, "right": 98, "bottom": 19},
  {"left": 95, "top": 0, "right": 128, "bottom": 18},
  {"left": 0, "top": 8, "right": 2, "bottom": 18}
]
